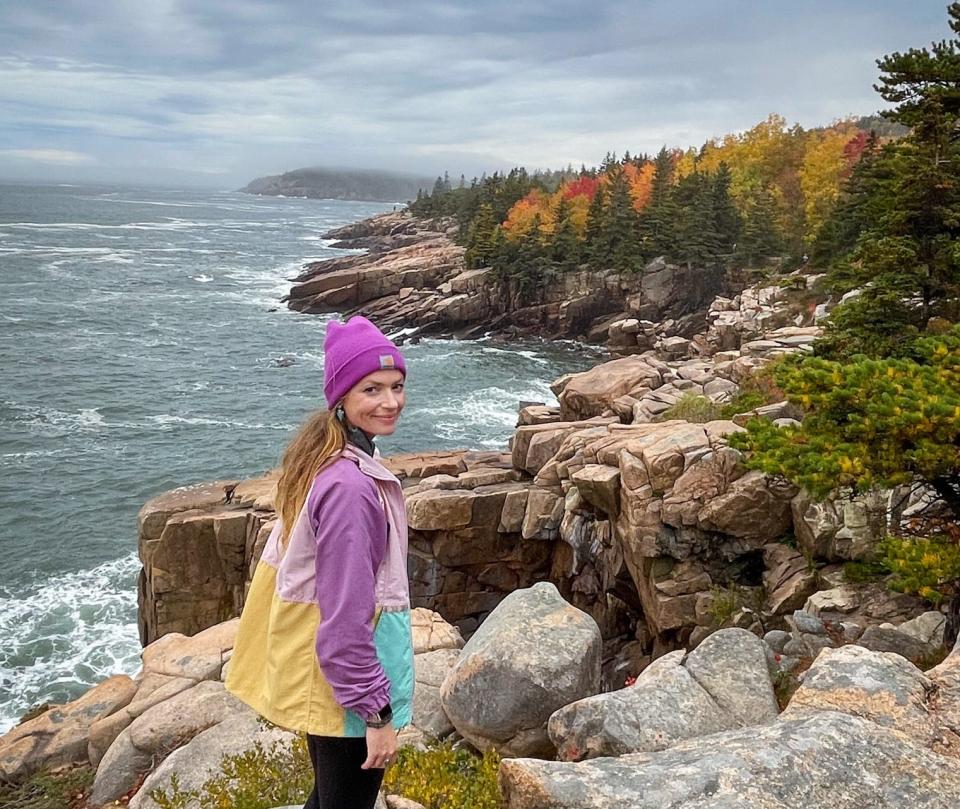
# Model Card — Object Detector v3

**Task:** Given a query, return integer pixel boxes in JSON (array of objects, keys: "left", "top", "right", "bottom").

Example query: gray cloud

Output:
[{"left": 0, "top": 1, "right": 949, "bottom": 186}]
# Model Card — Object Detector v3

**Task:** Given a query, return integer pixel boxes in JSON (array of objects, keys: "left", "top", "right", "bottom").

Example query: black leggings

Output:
[{"left": 303, "top": 734, "right": 385, "bottom": 809}]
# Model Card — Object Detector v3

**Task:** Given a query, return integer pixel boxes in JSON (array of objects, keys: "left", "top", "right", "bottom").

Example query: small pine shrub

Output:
[
  {"left": 843, "top": 559, "right": 891, "bottom": 583},
  {"left": 0, "top": 764, "right": 94, "bottom": 809},
  {"left": 149, "top": 736, "right": 313, "bottom": 809},
  {"left": 720, "top": 361, "right": 786, "bottom": 419},
  {"left": 660, "top": 394, "right": 722, "bottom": 424},
  {"left": 879, "top": 535, "right": 960, "bottom": 605},
  {"left": 382, "top": 742, "right": 501, "bottom": 809}
]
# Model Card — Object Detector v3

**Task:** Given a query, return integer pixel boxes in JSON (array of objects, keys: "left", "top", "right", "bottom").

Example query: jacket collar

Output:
[{"left": 341, "top": 444, "right": 399, "bottom": 485}]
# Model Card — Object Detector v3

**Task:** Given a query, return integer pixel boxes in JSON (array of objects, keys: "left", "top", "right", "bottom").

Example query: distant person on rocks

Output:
[{"left": 227, "top": 316, "right": 413, "bottom": 809}]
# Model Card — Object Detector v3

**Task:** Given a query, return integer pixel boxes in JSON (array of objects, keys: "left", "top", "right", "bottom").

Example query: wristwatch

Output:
[{"left": 365, "top": 702, "right": 393, "bottom": 729}]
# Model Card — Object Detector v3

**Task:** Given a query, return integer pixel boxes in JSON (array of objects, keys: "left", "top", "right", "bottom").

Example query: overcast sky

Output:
[{"left": 0, "top": 1, "right": 949, "bottom": 188}]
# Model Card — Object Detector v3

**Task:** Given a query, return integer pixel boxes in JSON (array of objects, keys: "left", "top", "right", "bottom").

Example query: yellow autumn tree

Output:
[{"left": 799, "top": 123, "right": 859, "bottom": 241}]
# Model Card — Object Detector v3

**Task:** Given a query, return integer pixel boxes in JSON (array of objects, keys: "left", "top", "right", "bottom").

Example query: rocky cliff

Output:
[
  {"left": 137, "top": 275, "right": 936, "bottom": 658},
  {"left": 286, "top": 211, "right": 726, "bottom": 342}
]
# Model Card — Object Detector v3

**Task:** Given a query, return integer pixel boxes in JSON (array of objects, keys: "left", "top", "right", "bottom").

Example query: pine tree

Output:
[
  {"left": 821, "top": 3, "right": 960, "bottom": 354},
  {"left": 733, "top": 325, "right": 960, "bottom": 521},
  {"left": 584, "top": 182, "right": 609, "bottom": 268},
  {"left": 551, "top": 196, "right": 582, "bottom": 272},
  {"left": 642, "top": 147, "right": 679, "bottom": 258},
  {"left": 464, "top": 203, "right": 498, "bottom": 269},
  {"left": 673, "top": 171, "right": 721, "bottom": 269},
  {"left": 604, "top": 164, "right": 643, "bottom": 272},
  {"left": 811, "top": 132, "right": 888, "bottom": 263},
  {"left": 712, "top": 162, "right": 741, "bottom": 254},
  {"left": 735, "top": 188, "right": 782, "bottom": 266}
]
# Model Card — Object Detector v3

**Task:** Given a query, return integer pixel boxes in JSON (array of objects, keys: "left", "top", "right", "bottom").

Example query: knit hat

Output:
[{"left": 323, "top": 316, "right": 406, "bottom": 407}]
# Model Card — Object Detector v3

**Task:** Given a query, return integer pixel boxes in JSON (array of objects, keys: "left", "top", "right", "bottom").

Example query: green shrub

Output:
[
  {"left": 150, "top": 736, "right": 313, "bottom": 809},
  {"left": 0, "top": 764, "right": 93, "bottom": 809},
  {"left": 382, "top": 742, "right": 501, "bottom": 809},
  {"left": 706, "top": 585, "right": 741, "bottom": 626},
  {"left": 720, "top": 360, "right": 786, "bottom": 419},
  {"left": 879, "top": 535, "right": 960, "bottom": 605},
  {"left": 661, "top": 393, "right": 722, "bottom": 424},
  {"left": 843, "top": 559, "right": 891, "bottom": 583},
  {"left": 149, "top": 734, "right": 502, "bottom": 809}
]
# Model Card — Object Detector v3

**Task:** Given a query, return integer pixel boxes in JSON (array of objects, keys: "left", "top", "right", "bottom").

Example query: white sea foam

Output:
[
  {"left": 192, "top": 274, "right": 214, "bottom": 283},
  {"left": 148, "top": 414, "right": 293, "bottom": 431},
  {"left": 0, "top": 554, "right": 141, "bottom": 734},
  {"left": 424, "top": 382, "right": 559, "bottom": 449},
  {"left": 0, "top": 447, "right": 72, "bottom": 463},
  {"left": 10, "top": 405, "right": 107, "bottom": 432}
]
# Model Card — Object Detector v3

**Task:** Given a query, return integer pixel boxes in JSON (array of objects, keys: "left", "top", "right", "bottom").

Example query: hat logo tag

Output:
[{"left": 379, "top": 354, "right": 396, "bottom": 369}]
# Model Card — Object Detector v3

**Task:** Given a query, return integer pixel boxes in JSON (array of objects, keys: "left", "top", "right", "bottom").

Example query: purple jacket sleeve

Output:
[{"left": 308, "top": 463, "right": 391, "bottom": 718}]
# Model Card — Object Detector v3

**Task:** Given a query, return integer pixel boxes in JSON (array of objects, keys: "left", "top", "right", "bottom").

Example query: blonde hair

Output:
[{"left": 275, "top": 408, "right": 346, "bottom": 552}]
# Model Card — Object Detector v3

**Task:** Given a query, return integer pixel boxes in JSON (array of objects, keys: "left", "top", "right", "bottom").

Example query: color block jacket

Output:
[{"left": 226, "top": 445, "right": 414, "bottom": 736}]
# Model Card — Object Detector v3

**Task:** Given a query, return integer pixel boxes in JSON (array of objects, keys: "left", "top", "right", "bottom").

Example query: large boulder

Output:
[
  {"left": 500, "top": 712, "right": 960, "bottom": 808},
  {"left": 781, "top": 645, "right": 939, "bottom": 746},
  {"left": 412, "top": 649, "right": 460, "bottom": 739},
  {"left": 0, "top": 675, "right": 136, "bottom": 782},
  {"left": 89, "top": 681, "right": 246, "bottom": 805},
  {"left": 547, "top": 629, "right": 777, "bottom": 761},
  {"left": 556, "top": 357, "right": 663, "bottom": 421},
  {"left": 858, "top": 626, "right": 930, "bottom": 665},
  {"left": 440, "top": 582, "right": 601, "bottom": 756},
  {"left": 546, "top": 651, "right": 732, "bottom": 761},
  {"left": 682, "top": 628, "right": 779, "bottom": 726},
  {"left": 87, "top": 619, "right": 239, "bottom": 766}
]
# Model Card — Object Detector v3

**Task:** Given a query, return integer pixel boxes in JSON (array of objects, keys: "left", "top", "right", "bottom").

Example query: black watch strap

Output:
[{"left": 365, "top": 702, "right": 393, "bottom": 728}]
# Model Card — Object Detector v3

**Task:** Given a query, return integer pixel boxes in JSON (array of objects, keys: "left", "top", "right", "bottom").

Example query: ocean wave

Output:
[
  {"left": 420, "top": 382, "right": 558, "bottom": 449},
  {"left": 148, "top": 414, "right": 294, "bottom": 431},
  {"left": 3, "top": 404, "right": 108, "bottom": 433},
  {"left": 0, "top": 554, "right": 142, "bottom": 735},
  {"left": 0, "top": 447, "right": 72, "bottom": 462}
]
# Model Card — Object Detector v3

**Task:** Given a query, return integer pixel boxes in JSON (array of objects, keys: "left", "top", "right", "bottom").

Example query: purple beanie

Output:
[{"left": 323, "top": 316, "right": 406, "bottom": 407}]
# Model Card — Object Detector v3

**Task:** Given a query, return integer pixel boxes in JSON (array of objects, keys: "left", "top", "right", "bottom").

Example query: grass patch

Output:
[
  {"left": 660, "top": 393, "right": 723, "bottom": 424},
  {"left": 0, "top": 765, "right": 94, "bottom": 809}
]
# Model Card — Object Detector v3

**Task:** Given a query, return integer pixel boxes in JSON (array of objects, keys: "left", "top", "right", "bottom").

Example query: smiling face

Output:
[{"left": 341, "top": 369, "right": 406, "bottom": 437}]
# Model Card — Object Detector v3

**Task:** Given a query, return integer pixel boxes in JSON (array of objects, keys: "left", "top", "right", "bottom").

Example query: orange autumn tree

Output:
[
  {"left": 501, "top": 189, "right": 554, "bottom": 238},
  {"left": 623, "top": 162, "right": 656, "bottom": 211},
  {"left": 502, "top": 175, "right": 600, "bottom": 241}
]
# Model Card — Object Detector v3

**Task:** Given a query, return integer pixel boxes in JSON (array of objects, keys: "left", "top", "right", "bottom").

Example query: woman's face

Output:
[{"left": 341, "top": 369, "right": 406, "bottom": 436}]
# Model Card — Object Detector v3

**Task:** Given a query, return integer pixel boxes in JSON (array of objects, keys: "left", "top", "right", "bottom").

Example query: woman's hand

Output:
[{"left": 362, "top": 723, "right": 397, "bottom": 769}]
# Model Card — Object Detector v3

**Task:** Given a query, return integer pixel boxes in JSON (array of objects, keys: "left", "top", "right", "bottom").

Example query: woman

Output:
[{"left": 226, "top": 315, "right": 414, "bottom": 809}]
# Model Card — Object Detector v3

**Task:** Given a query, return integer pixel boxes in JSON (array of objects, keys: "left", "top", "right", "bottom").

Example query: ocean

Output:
[{"left": 0, "top": 183, "right": 601, "bottom": 733}]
